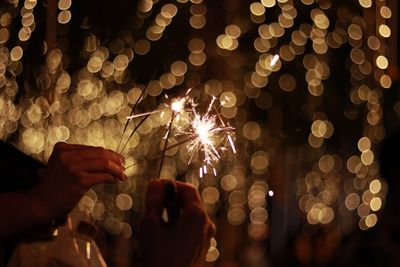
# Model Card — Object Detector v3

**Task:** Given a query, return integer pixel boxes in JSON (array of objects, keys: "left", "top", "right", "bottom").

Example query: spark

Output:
[
  {"left": 166, "top": 88, "right": 192, "bottom": 114},
  {"left": 157, "top": 90, "right": 192, "bottom": 177},
  {"left": 171, "top": 98, "right": 186, "bottom": 113},
  {"left": 228, "top": 135, "right": 237, "bottom": 154},
  {"left": 186, "top": 112, "right": 234, "bottom": 178},
  {"left": 187, "top": 114, "right": 221, "bottom": 165},
  {"left": 125, "top": 93, "right": 237, "bottom": 179},
  {"left": 126, "top": 110, "right": 161, "bottom": 119},
  {"left": 270, "top": 54, "right": 280, "bottom": 66}
]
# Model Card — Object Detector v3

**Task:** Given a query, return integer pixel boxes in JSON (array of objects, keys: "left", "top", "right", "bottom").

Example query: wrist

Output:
[{"left": 27, "top": 186, "right": 56, "bottom": 226}]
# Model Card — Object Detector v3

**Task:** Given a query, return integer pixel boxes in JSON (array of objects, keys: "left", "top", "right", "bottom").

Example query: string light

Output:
[{"left": 0, "top": 2, "right": 395, "bottom": 260}]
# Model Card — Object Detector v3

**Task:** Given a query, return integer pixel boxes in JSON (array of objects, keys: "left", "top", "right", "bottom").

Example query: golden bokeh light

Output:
[{"left": 0, "top": 1, "right": 395, "bottom": 255}]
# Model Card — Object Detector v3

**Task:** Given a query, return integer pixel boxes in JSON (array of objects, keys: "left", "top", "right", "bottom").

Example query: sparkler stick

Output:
[
  {"left": 126, "top": 110, "right": 161, "bottom": 119},
  {"left": 124, "top": 94, "right": 236, "bottom": 180},
  {"left": 124, "top": 136, "right": 193, "bottom": 170},
  {"left": 117, "top": 88, "right": 147, "bottom": 153},
  {"left": 119, "top": 113, "right": 151, "bottom": 156},
  {"left": 156, "top": 94, "right": 189, "bottom": 178},
  {"left": 157, "top": 111, "right": 176, "bottom": 178},
  {"left": 117, "top": 70, "right": 160, "bottom": 153}
]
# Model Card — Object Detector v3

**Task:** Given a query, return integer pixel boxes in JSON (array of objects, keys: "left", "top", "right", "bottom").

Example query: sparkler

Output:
[
  {"left": 119, "top": 113, "right": 152, "bottom": 155},
  {"left": 185, "top": 97, "right": 235, "bottom": 177},
  {"left": 126, "top": 110, "right": 161, "bottom": 120},
  {"left": 124, "top": 90, "right": 236, "bottom": 179},
  {"left": 117, "top": 88, "right": 146, "bottom": 153},
  {"left": 124, "top": 137, "right": 193, "bottom": 169},
  {"left": 156, "top": 95, "right": 190, "bottom": 178},
  {"left": 117, "top": 70, "right": 160, "bottom": 154}
]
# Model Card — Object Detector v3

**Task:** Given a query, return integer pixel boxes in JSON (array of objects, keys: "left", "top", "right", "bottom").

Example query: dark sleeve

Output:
[
  {"left": 0, "top": 141, "right": 49, "bottom": 266},
  {"left": 0, "top": 140, "right": 45, "bottom": 192}
]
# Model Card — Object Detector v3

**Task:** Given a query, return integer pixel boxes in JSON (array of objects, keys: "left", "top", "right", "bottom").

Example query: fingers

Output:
[
  {"left": 144, "top": 179, "right": 169, "bottom": 214},
  {"left": 176, "top": 183, "right": 215, "bottom": 237},
  {"left": 54, "top": 142, "right": 125, "bottom": 166},
  {"left": 144, "top": 179, "right": 215, "bottom": 235},
  {"left": 139, "top": 179, "right": 216, "bottom": 267},
  {"left": 72, "top": 159, "right": 127, "bottom": 182},
  {"left": 79, "top": 172, "right": 117, "bottom": 187},
  {"left": 175, "top": 181, "right": 202, "bottom": 208},
  {"left": 51, "top": 142, "right": 127, "bottom": 186}
]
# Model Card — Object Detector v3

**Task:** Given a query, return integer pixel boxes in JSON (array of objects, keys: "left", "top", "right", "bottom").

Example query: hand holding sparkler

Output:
[
  {"left": 31, "top": 143, "right": 127, "bottom": 222},
  {"left": 138, "top": 179, "right": 215, "bottom": 267}
]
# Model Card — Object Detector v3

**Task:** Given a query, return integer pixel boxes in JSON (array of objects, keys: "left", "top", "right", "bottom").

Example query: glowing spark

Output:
[
  {"left": 125, "top": 93, "right": 237, "bottom": 178},
  {"left": 167, "top": 88, "right": 192, "bottom": 114},
  {"left": 268, "top": 190, "right": 274, "bottom": 197},
  {"left": 126, "top": 110, "right": 161, "bottom": 119},
  {"left": 158, "top": 91, "right": 192, "bottom": 177},
  {"left": 188, "top": 114, "right": 221, "bottom": 165},
  {"left": 183, "top": 96, "right": 236, "bottom": 178},
  {"left": 171, "top": 98, "right": 186, "bottom": 113},
  {"left": 207, "top": 96, "right": 216, "bottom": 114},
  {"left": 228, "top": 135, "right": 237, "bottom": 154},
  {"left": 270, "top": 54, "right": 280, "bottom": 66}
]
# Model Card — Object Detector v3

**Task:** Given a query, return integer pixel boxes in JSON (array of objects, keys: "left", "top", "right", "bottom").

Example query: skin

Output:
[
  {"left": 0, "top": 142, "right": 127, "bottom": 238},
  {"left": 1, "top": 1, "right": 215, "bottom": 265},
  {"left": 0, "top": 143, "right": 215, "bottom": 267},
  {"left": 139, "top": 179, "right": 216, "bottom": 267}
]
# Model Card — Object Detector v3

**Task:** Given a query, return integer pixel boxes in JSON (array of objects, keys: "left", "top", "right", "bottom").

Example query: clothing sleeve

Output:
[{"left": 0, "top": 140, "right": 44, "bottom": 192}]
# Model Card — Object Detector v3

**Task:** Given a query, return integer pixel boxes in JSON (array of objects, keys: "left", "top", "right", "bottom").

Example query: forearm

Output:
[{"left": 0, "top": 190, "right": 53, "bottom": 239}]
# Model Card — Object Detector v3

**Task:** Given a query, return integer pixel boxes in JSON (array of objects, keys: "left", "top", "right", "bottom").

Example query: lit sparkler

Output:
[
  {"left": 185, "top": 98, "right": 235, "bottom": 177},
  {"left": 124, "top": 92, "right": 236, "bottom": 179},
  {"left": 117, "top": 88, "right": 146, "bottom": 153},
  {"left": 157, "top": 94, "right": 191, "bottom": 178}
]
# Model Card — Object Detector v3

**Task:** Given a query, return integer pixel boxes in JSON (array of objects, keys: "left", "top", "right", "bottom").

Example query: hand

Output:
[
  {"left": 30, "top": 142, "right": 127, "bottom": 222},
  {"left": 138, "top": 179, "right": 216, "bottom": 267}
]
